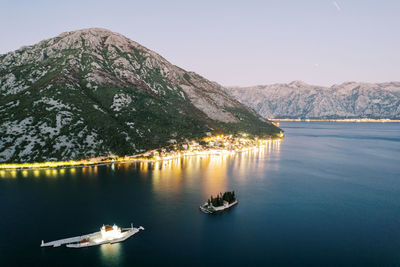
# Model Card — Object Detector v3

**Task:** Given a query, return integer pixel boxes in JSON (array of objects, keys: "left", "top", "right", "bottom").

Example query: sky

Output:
[{"left": 1, "top": 0, "right": 399, "bottom": 86}]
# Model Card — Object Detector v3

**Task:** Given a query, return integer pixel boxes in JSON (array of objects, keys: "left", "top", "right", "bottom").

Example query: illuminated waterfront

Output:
[
  {"left": 0, "top": 122, "right": 399, "bottom": 266},
  {"left": 0, "top": 135, "right": 282, "bottom": 170}
]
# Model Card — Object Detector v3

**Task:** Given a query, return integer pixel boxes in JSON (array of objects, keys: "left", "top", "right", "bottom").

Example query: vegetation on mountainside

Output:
[{"left": 0, "top": 28, "right": 281, "bottom": 163}]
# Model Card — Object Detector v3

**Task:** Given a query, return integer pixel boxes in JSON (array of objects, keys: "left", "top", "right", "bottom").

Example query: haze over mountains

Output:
[
  {"left": 226, "top": 81, "right": 400, "bottom": 119},
  {"left": 0, "top": 28, "right": 279, "bottom": 163}
]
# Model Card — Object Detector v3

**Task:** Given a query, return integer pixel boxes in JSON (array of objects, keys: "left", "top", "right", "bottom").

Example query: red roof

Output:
[{"left": 104, "top": 225, "right": 113, "bottom": 232}]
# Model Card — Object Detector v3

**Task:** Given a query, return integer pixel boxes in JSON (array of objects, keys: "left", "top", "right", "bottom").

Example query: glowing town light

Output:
[{"left": 0, "top": 134, "right": 284, "bottom": 172}]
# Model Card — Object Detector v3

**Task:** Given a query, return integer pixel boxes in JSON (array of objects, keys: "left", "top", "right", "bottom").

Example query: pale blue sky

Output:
[{"left": 1, "top": 0, "right": 399, "bottom": 86}]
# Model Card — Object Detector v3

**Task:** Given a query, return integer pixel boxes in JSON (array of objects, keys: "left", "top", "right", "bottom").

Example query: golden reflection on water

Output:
[
  {"left": 149, "top": 141, "right": 281, "bottom": 198},
  {"left": 0, "top": 141, "right": 281, "bottom": 183},
  {"left": 200, "top": 155, "right": 229, "bottom": 197},
  {"left": 21, "top": 170, "right": 28, "bottom": 178},
  {"left": 139, "top": 162, "right": 149, "bottom": 173},
  {"left": 99, "top": 243, "right": 121, "bottom": 265},
  {"left": 79, "top": 166, "right": 101, "bottom": 178},
  {"left": 151, "top": 158, "right": 183, "bottom": 194},
  {"left": 0, "top": 166, "right": 72, "bottom": 179}
]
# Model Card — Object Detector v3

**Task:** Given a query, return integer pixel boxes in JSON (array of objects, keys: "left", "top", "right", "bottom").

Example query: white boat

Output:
[{"left": 40, "top": 224, "right": 144, "bottom": 248}]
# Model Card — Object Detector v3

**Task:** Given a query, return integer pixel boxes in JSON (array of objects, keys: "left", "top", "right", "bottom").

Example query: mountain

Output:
[
  {"left": 226, "top": 81, "right": 400, "bottom": 119},
  {"left": 0, "top": 28, "right": 280, "bottom": 163}
]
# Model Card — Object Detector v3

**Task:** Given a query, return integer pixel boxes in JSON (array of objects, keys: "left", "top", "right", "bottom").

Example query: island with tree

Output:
[{"left": 200, "top": 191, "right": 238, "bottom": 214}]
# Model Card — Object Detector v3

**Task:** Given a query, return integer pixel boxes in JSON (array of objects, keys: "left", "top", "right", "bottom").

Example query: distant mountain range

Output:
[
  {"left": 0, "top": 28, "right": 280, "bottom": 163},
  {"left": 226, "top": 81, "right": 400, "bottom": 119}
]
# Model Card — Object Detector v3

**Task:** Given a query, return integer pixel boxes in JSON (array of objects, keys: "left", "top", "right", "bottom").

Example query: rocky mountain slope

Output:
[
  {"left": 226, "top": 81, "right": 400, "bottom": 119},
  {"left": 0, "top": 28, "right": 280, "bottom": 163}
]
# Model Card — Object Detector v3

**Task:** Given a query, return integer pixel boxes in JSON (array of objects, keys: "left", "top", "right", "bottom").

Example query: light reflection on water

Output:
[
  {"left": 99, "top": 243, "right": 122, "bottom": 266},
  {"left": 0, "top": 142, "right": 282, "bottom": 184},
  {"left": 0, "top": 164, "right": 105, "bottom": 179},
  {"left": 200, "top": 155, "right": 229, "bottom": 197},
  {"left": 151, "top": 158, "right": 184, "bottom": 195},
  {"left": 2, "top": 123, "right": 400, "bottom": 265},
  {"left": 147, "top": 142, "right": 282, "bottom": 198}
]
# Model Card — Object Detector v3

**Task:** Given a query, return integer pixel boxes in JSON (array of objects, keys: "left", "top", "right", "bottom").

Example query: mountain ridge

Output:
[
  {"left": 0, "top": 28, "right": 280, "bottom": 163},
  {"left": 225, "top": 81, "right": 400, "bottom": 119}
]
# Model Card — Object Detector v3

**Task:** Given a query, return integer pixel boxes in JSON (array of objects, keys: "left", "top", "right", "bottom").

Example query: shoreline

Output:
[
  {"left": 270, "top": 118, "right": 400, "bottom": 123},
  {"left": 0, "top": 137, "right": 282, "bottom": 171}
]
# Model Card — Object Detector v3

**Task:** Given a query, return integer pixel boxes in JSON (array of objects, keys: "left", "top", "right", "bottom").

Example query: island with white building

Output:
[{"left": 40, "top": 223, "right": 144, "bottom": 248}]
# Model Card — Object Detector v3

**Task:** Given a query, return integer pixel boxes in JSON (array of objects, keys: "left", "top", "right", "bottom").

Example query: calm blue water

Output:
[{"left": 0, "top": 122, "right": 399, "bottom": 266}]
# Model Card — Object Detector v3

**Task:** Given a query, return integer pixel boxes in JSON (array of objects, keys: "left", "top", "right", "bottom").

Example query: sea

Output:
[{"left": 0, "top": 122, "right": 399, "bottom": 266}]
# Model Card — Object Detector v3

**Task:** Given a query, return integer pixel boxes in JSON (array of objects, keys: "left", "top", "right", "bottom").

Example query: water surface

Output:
[{"left": 1, "top": 122, "right": 399, "bottom": 266}]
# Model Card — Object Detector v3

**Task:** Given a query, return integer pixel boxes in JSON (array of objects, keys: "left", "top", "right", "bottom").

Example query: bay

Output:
[{"left": 1, "top": 122, "right": 399, "bottom": 266}]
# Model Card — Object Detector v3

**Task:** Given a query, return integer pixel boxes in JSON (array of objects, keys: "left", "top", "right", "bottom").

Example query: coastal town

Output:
[{"left": 0, "top": 132, "right": 283, "bottom": 171}]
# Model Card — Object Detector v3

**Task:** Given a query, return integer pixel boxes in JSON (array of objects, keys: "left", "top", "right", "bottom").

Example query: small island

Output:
[
  {"left": 40, "top": 224, "right": 144, "bottom": 248},
  {"left": 200, "top": 191, "right": 238, "bottom": 214}
]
